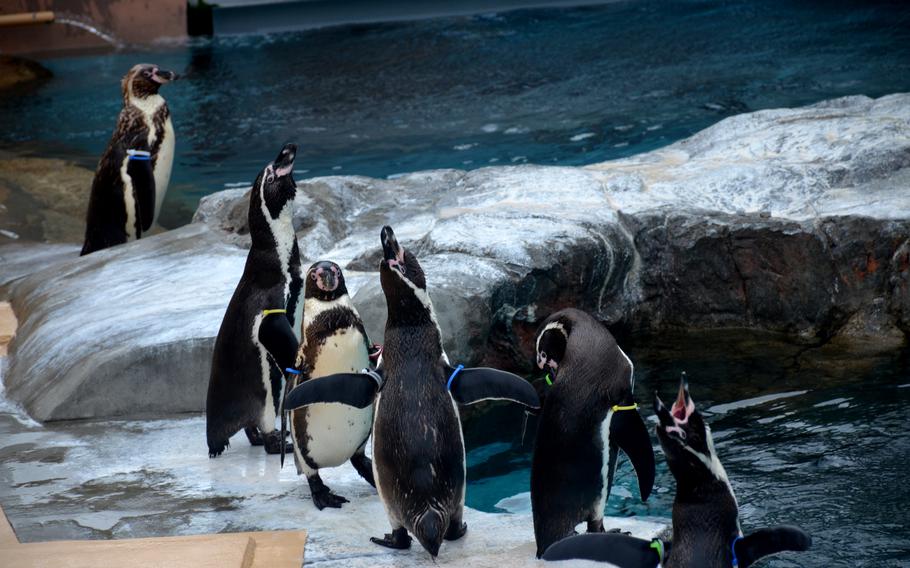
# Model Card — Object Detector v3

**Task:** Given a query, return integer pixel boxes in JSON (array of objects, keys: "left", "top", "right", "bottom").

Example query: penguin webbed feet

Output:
[
  {"left": 443, "top": 521, "right": 467, "bottom": 541},
  {"left": 262, "top": 430, "right": 294, "bottom": 455},
  {"left": 370, "top": 527, "right": 412, "bottom": 550},
  {"left": 307, "top": 474, "right": 350, "bottom": 510},
  {"left": 207, "top": 441, "right": 229, "bottom": 458},
  {"left": 311, "top": 487, "right": 349, "bottom": 510}
]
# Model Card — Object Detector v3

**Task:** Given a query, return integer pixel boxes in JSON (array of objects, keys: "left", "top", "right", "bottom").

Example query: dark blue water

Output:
[
  {"left": 462, "top": 337, "right": 910, "bottom": 566},
  {"left": 1, "top": 0, "right": 909, "bottom": 226}
]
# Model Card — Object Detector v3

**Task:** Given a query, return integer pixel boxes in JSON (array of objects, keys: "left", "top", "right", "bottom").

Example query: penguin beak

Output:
[
  {"left": 381, "top": 225, "right": 406, "bottom": 274},
  {"left": 273, "top": 143, "right": 297, "bottom": 178},
  {"left": 671, "top": 377, "right": 694, "bottom": 422},
  {"left": 315, "top": 267, "right": 337, "bottom": 292},
  {"left": 153, "top": 69, "right": 178, "bottom": 84}
]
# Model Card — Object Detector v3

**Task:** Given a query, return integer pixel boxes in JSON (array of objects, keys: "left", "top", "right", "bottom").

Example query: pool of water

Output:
[
  {"left": 2, "top": 0, "right": 909, "bottom": 226},
  {"left": 461, "top": 337, "right": 910, "bottom": 567}
]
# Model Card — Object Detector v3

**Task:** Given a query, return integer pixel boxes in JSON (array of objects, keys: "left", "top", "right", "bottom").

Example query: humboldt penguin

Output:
[
  {"left": 530, "top": 308, "right": 655, "bottom": 557},
  {"left": 206, "top": 143, "right": 304, "bottom": 458},
  {"left": 283, "top": 260, "right": 376, "bottom": 510},
  {"left": 282, "top": 225, "right": 540, "bottom": 557},
  {"left": 542, "top": 379, "right": 811, "bottom": 567},
  {"left": 81, "top": 63, "right": 177, "bottom": 255}
]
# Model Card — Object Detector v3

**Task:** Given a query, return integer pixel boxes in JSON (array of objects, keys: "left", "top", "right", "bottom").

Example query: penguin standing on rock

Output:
[
  {"left": 82, "top": 63, "right": 177, "bottom": 255},
  {"left": 531, "top": 308, "right": 655, "bottom": 558},
  {"left": 282, "top": 226, "right": 540, "bottom": 557},
  {"left": 206, "top": 143, "right": 304, "bottom": 458},
  {"left": 282, "top": 260, "right": 376, "bottom": 510},
  {"left": 543, "top": 379, "right": 812, "bottom": 567}
]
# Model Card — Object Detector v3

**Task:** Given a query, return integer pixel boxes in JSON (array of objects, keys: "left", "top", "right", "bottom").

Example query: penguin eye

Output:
[
  {"left": 540, "top": 351, "right": 547, "bottom": 360},
  {"left": 267, "top": 174, "right": 275, "bottom": 184},
  {"left": 310, "top": 272, "right": 317, "bottom": 280}
]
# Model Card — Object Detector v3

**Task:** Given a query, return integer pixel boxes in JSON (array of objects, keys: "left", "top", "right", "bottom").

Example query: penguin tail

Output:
[{"left": 414, "top": 508, "right": 446, "bottom": 557}]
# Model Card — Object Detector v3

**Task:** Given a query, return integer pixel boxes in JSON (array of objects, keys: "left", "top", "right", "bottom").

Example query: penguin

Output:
[
  {"left": 542, "top": 379, "right": 812, "bottom": 567},
  {"left": 530, "top": 308, "right": 656, "bottom": 558},
  {"left": 81, "top": 63, "right": 178, "bottom": 255},
  {"left": 282, "top": 260, "right": 376, "bottom": 510},
  {"left": 206, "top": 143, "right": 304, "bottom": 458},
  {"left": 281, "top": 225, "right": 541, "bottom": 557}
]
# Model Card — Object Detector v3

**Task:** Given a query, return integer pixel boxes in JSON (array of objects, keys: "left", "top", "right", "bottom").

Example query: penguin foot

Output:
[
  {"left": 605, "top": 527, "right": 632, "bottom": 536},
  {"left": 263, "top": 430, "right": 294, "bottom": 454},
  {"left": 208, "top": 441, "right": 229, "bottom": 458},
  {"left": 444, "top": 522, "right": 467, "bottom": 541},
  {"left": 311, "top": 488, "right": 349, "bottom": 510},
  {"left": 587, "top": 519, "right": 605, "bottom": 533},
  {"left": 350, "top": 453, "right": 376, "bottom": 488},
  {"left": 244, "top": 426, "right": 264, "bottom": 446},
  {"left": 371, "top": 528, "right": 412, "bottom": 550}
]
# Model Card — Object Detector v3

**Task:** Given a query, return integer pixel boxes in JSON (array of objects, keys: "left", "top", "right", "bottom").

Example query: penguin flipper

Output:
[
  {"left": 735, "top": 526, "right": 812, "bottom": 568},
  {"left": 284, "top": 370, "right": 382, "bottom": 410},
  {"left": 610, "top": 407, "right": 656, "bottom": 502},
  {"left": 446, "top": 366, "right": 540, "bottom": 410},
  {"left": 258, "top": 311, "right": 299, "bottom": 372},
  {"left": 542, "top": 533, "right": 662, "bottom": 566},
  {"left": 124, "top": 148, "right": 156, "bottom": 233}
]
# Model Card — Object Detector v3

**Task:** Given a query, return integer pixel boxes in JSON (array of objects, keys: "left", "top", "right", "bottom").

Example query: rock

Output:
[
  {"left": 3, "top": 93, "right": 909, "bottom": 421},
  {"left": 0, "top": 55, "right": 51, "bottom": 91},
  {"left": 0, "top": 158, "right": 93, "bottom": 243},
  {"left": 3, "top": 224, "right": 246, "bottom": 421}
]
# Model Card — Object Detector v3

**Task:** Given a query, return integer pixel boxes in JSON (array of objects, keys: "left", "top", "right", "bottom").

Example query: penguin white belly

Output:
[
  {"left": 592, "top": 410, "right": 614, "bottom": 520},
  {"left": 299, "top": 327, "right": 373, "bottom": 468},
  {"left": 152, "top": 116, "right": 174, "bottom": 224}
]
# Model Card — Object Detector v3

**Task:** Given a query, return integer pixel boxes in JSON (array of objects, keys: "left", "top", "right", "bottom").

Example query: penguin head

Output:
[
  {"left": 379, "top": 225, "right": 435, "bottom": 324},
  {"left": 122, "top": 64, "right": 178, "bottom": 100},
  {"left": 534, "top": 318, "right": 571, "bottom": 377},
  {"left": 306, "top": 260, "right": 347, "bottom": 301},
  {"left": 654, "top": 378, "right": 724, "bottom": 484},
  {"left": 252, "top": 143, "right": 298, "bottom": 220}
]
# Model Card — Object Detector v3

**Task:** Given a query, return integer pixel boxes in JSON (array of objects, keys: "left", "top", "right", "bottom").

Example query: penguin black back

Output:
[
  {"left": 82, "top": 63, "right": 177, "bottom": 255},
  {"left": 531, "top": 308, "right": 654, "bottom": 558},
  {"left": 205, "top": 143, "right": 302, "bottom": 458}
]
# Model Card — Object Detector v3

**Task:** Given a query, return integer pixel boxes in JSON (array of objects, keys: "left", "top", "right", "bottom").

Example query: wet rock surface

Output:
[
  {"left": 0, "top": 55, "right": 52, "bottom": 92},
  {"left": 0, "top": 408, "right": 663, "bottom": 565},
  {"left": 2, "top": 93, "right": 909, "bottom": 420},
  {"left": 0, "top": 157, "right": 93, "bottom": 243}
]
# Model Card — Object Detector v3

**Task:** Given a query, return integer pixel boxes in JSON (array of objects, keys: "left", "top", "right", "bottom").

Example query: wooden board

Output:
[
  {"left": 0, "top": 505, "right": 305, "bottom": 567},
  {"left": 0, "top": 505, "right": 18, "bottom": 546},
  {"left": 0, "top": 533, "right": 256, "bottom": 568},
  {"left": 249, "top": 530, "right": 308, "bottom": 568}
]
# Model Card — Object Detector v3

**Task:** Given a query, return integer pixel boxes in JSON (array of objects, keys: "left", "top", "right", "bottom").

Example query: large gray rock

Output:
[{"left": 3, "top": 93, "right": 909, "bottom": 421}]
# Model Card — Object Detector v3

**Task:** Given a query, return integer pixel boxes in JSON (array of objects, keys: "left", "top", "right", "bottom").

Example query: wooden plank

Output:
[
  {"left": 0, "top": 533, "right": 256, "bottom": 568},
  {"left": 249, "top": 530, "right": 307, "bottom": 568},
  {"left": 0, "top": 505, "right": 18, "bottom": 546},
  {"left": 0, "top": 301, "right": 16, "bottom": 357}
]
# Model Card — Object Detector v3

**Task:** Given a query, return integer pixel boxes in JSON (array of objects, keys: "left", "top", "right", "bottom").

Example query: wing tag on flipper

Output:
[
  {"left": 734, "top": 525, "right": 811, "bottom": 568},
  {"left": 126, "top": 149, "right": 156, "bottom": 233},
  {"left": 283, "top": 369, "right": 382, "bottom": 410},
  {"left": 610, "top": 404, "right": 656, "bottom": 502},
  {"left": 446, "top": 366, "right": 540, "bottom": 410},
  {"left": 542, "top": 533, "right": 664, "bottom": 566}
]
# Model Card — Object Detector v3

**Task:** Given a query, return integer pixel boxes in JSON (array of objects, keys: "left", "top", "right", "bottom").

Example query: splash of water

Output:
[{"left": 54, "top": 13, "right": 123, "bottom": 49}]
